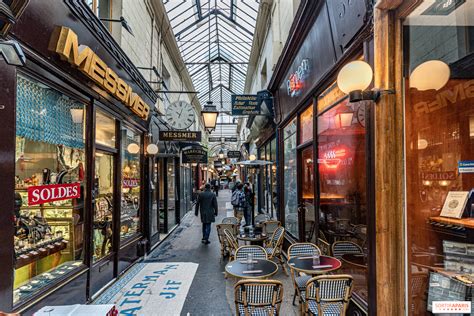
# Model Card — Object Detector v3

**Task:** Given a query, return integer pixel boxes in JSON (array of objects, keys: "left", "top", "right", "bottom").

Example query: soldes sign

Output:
[
  {"left": 123, "top": 178, "right": 140, "bottom": 188},
  {"left": 28, "top": 183, "right": 81, "bottom": 206}
]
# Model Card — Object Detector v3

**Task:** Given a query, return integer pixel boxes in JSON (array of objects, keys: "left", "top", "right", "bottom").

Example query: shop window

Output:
[
  {"left": 404, "top": 3, "right": 474, "bottom": 314},
  {"left": 14, "top": 75, "right": 86, "bottom": 304},
  {"left": 120, "top": 127, "right": 141, "bottom": 240},
  {"left": 301, "top": 147, "right": 314, "bottom": 200},
  {"left": 271, "top": 138, "right": 278, "bottom": 218},
  {"left": 299, "top": 105, "right": 313, "bottom": 144},
  {"left": 317, "top": 96, "right": 368, "bottom": 306},
  {"left": 95, "top": 110, "right": 116, "bottom": 148},
  {"left": 283, "top": 119, "right": 298, "bottom": 237}
]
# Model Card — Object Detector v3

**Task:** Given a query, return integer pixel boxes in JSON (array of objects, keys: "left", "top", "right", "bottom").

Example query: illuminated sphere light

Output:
[
  {"left": 337, "top": 61, "right": 373, "bottom": 94},
  {"left": 409, "top": 60, "right": 450, "bottom": 91},
  {"left": 146, "top": 143, "right": 159, "bottom": 155},
  {"left": 249, "top": 154, "right": 257, "bottom": 161},
  {"left": 127, "top": 143, "right": 140, "bottom": 154},
  {"left": 417, "top": 139, "right": 428, "bottom": 150}
]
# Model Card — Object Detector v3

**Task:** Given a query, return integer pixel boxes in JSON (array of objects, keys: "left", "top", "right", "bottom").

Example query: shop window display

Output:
[
  {"left": 317, "top": 94, "right": 368, "bottom": 306},
  {"left": 404, "top": 2, "right": 474, "bottom": 313},
  {"left": 14, "top": 75, "right": 85, "bottom": 304},
  {"left": 120, "top": 127, "right": 141, "bottom": 240},
  {"left": 283, "top": 119, "right": 298, "bottom": 237},
  {"left": 167, "top": 161, "right": 176, "bottom": 231}
]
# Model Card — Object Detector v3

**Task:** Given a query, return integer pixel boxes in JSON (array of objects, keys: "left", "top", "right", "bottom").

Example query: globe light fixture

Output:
[
  {"left": 337, "top": 60, "right": 394, "bottom": 102},
  {"left": 249, "top": 154, "right": 257, "bottom": 161},
  {"left": 201, "top": 101, "right": 219, "bottom": 132},
  {"left": 409, "top": 60, "right": 450, "bottom": 91},
  {"left": 127, "top": 143, "right": 140, "bottom": 154},
  {"left": 146, "top": 143, "right": 159, "bottom": 155}
]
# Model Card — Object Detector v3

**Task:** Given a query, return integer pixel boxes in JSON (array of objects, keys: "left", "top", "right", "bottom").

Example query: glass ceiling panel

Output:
[{"left": 165, "top": 0, "right": 259, "bottom": 138}]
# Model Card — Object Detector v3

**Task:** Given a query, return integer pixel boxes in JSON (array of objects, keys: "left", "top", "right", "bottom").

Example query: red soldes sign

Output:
[
  {"left": 123, "top": 178, "right": 140, "bottom": 188},
  {"left": 28, "top": 183, "right": 81, "bottom": 206}
]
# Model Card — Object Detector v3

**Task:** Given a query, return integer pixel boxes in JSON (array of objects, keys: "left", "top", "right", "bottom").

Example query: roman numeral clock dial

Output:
[{"left": 165, "top": 101, "right": 196, "bottom": 130}]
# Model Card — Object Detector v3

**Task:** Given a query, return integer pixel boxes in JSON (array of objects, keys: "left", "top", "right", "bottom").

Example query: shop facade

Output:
[
  {"left": 269, "top": 0, "right": 374, "bottom": 314},
  {"left": 0, "top": 1, "right": 158, "bottom": 314}
]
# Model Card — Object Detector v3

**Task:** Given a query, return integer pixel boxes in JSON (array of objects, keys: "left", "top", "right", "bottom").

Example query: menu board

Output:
[{"left": 440, "top": 191, "right": 469, "bottom": 219}]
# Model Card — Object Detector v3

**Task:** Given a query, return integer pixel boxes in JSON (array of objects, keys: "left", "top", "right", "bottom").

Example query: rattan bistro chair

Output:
[
  {"left": 331, "top": 241, "right": 363, "bottom": 259},
  {"left": 288, "top": 243, "right": 322, "bottom": 306},
  {"left": 224, "top": 228, "right": 240, "bottom": 261},
  {"left": 302, "top": 275, "right": 353, "bottom": 315},
  {"left": 263, "top": 220, "right": 281, "bottom": 236},
  {"left": 235, "top": 245, "right": 268, "bottom": 260},
  {"left": 234, "top": 279, "right": 284, "bottom": 316},
  {"left": 223, "top": 217, "right": 240, "bottom": 225},
  {"left": 217, "top": 223, "right": 237, "bottom": 260},
  {"left": 264, "top": 226, "right": 287, "bottom": 275}
]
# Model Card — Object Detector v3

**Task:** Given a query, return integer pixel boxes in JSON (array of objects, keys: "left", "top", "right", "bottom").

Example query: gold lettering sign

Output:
[
  {"left": 159, "top": 131, "right": 202, "bottom": 142},
  {"left": 48, "top": 26, "right": 150, "bottom": 120}
]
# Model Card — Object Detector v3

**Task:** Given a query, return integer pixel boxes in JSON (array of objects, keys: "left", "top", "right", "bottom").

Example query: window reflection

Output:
[
  {"left": 317, "top": 96, "right": 368, "bottom": 305},
  {"left": 283, "top": 119, "right": 298, "bottom": 237}
]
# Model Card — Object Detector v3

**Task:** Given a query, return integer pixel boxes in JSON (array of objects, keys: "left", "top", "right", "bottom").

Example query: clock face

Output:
[
  {"left": 357, "top": 103, "right": 366, "bottom": 127},
  {"left": 165, "top": 101, "right": 196, "bottom": 130}
]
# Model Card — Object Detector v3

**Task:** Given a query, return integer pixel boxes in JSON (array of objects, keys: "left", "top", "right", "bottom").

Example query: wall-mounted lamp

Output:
[
  {"left": 409, "top": 60, "right": 450, "bottom": 91},
  {"left": 0, "top": 40, "right": 26, "bottom": 66},
  {"left": 100, "top": 16, "right": 134, "bottom": 36},
  {"left": 70, "top": 108, "right": 84, "bottom": 124},
  {"left": 337, "top": 60, "right": 394, "bottom": 102},
  {"left": 127, "top": 143, "right": 140, "bottom": 154},
  {"left": 146, "top": 143, "right": 158, "bottom": 155},
  {"left": 249, "top": 154, "right": 257, "bottom": 161},
  {"left": 201, "top": 101, "right": 219, "bottom": 132}
]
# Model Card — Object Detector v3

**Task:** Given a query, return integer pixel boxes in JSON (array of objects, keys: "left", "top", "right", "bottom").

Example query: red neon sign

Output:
[
  {"left": 28, "top": 183, "right": 81, "bottom": 206},
  {"left": 318, "top": 146, "right": 349, "bottom": 171}
]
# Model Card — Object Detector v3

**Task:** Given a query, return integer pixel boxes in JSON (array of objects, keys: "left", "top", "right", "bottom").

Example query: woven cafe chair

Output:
[
  {"left": 287, "top": 243, "right": 322, "bottom": 306},
  {"left": 264, "top": 226, "right": 288, "bottom": 275},
  {"left": 224, "top": 228, "right": 240, "bottom": 261},
  {"left": 235, "top": 245, "right": 268, "bottom": 260},
  {"left": 234, "top": 279, "right": 283, "bottom": 316},
  {"left": 222, "top": 217, "right": 240, "bottom": 225},
  {"left": 302, "top": 275, "right": 353, "bottom": 315},
  {"left": 216, "top": 223, "right": 237, "bottom": 260},
  {"left": 317, "top": 238, "right": 331, "bottom": 256},
  {"left": 350, "top": 224, "right": 367, "bottom": 248},
  {"left": 331, "top": 241, "right": 363, "bottom": 259},
  {"left": 254, "top": 213, "right": 271, "bottom": 224},
  {"left": 263, "top": 220, "right": 281, "bottom": 236}
]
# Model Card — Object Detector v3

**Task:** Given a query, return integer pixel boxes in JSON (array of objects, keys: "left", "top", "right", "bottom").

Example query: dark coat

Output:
[{"left": 195, "top": 189, "right": 218, "bottom": 223}]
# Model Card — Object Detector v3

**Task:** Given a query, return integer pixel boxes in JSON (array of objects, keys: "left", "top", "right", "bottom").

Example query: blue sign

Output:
[
  {"left": 231, "top": 94, "right": 260, "bottom": 115},
  {"left": 458, "top": 161, "right": 474, "bottom": 173}
]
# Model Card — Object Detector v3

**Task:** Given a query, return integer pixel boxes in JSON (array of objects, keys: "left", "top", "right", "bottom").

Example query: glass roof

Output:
[{"left": 164, "top": 0, "right": 260, "bottom": 139}]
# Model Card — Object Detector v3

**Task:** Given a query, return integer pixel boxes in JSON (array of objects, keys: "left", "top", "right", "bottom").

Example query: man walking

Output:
[{"left": 195, "top": 183, "right": 218, "bottom": 244}]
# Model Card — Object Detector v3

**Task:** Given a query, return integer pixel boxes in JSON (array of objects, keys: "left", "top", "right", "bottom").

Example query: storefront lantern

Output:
[
  {"left": 0, "top": 40, "right": 26, "bottom": 66},
  {"left": 201, "top": 101, "right": 219, "bottom": 132}
]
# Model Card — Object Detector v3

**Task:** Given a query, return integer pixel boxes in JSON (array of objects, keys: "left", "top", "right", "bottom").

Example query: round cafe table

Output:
[
  {"left": 225, "top": 258, "right": 278, "bottom": 279},
  {"left": 287, "top": 255, "right": 341, "bottom": 275},
  {"left": 237, "top": 234, "right": 269, "bottom": 246}
]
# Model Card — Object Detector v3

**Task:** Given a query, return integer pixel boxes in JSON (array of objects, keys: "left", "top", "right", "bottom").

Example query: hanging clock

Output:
[
  {"left": 356, "top": 103, "right": 366, "bottom": 127},
  {"left": 165, "top": 101, "right": 196, "bottom": 130}
]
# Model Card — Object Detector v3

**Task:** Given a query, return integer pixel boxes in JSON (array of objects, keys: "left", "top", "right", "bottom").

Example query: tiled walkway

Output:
[{"left": 146, "top": 189, "right": 298, "bottom": 316}]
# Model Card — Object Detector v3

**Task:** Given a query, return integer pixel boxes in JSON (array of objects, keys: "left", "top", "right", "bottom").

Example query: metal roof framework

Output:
[{"left": 164, "top": 0, "right": 259, "bottom": 138}]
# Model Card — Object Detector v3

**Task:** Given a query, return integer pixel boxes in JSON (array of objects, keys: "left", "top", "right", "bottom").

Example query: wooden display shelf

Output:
[
  {"left": 428, "top": 216, "right": 474, "bottom": 230},
  {"left": 15, "top": 240, "right": 68, "bottom": 269}
]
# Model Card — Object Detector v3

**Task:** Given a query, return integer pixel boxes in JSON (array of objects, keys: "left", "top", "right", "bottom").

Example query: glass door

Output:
[{"left": 93, "top": 152, "right": 114, "bottom": 262}]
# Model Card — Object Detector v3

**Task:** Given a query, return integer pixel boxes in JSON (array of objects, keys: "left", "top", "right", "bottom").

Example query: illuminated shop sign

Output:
[
  {"left": 28, "top": 183, "right": 81, "bottom": 206},
  {"left": 48, "top": 26, "right": 151, "bottom": 120},
  {"left": 317, "top": 145, "right": 351, "bottom": 171},
  {"left": 159, "top": 131, "right": 202, "bottom": 142},
  {"left": 286, "top": 59, "right": 310, "bottom": 97}
]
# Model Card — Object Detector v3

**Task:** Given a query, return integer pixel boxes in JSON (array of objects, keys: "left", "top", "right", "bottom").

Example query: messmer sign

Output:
[{"left": 231, "top": 94, "right": 260, "bottom": 115}]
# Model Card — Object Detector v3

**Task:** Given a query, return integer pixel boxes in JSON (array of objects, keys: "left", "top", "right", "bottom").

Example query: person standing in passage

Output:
[
  {"left": 243, "top": 183, "right": 254, "bottom": 226},
  {"left": 231, "top": 182, "right": 245, "bottom": 224},
  {"left": 195, "top": 183, "right": 218, "bottom": 244},
  {"left": 214, "top": 178, "right": 220, "bottom": 196}
]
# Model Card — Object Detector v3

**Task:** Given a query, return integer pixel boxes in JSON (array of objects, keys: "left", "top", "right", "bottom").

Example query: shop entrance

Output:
[{"left": 90, "top": 150, "right": 117, "bottom": 296}]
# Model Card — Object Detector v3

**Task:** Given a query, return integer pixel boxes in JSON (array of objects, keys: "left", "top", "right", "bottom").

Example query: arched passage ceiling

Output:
[{"left": 164, "top": 0, "right": 259, "bottom": 139}]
